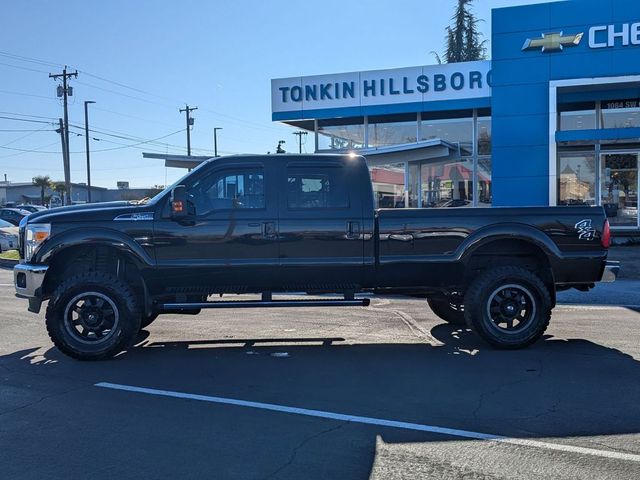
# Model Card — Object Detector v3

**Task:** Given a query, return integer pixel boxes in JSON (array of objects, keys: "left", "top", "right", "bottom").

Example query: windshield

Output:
[
  {"left": 140, "top": 159, "right": 212, "bottom": 205},
  {"left": 0, "top": 219, "right": 15, "bottom": 228}
]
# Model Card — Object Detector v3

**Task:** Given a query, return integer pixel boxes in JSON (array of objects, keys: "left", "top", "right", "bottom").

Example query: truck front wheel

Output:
[
  {"left": 463, "top": 266, "right": 551, "bottom": 349},
  {"left": 45, "top": 272, "right": 141, "bottom": 360}
]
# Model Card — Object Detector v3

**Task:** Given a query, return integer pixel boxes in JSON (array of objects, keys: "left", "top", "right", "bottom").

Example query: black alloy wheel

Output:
[{"left": 464, "top": 266, "right": 552, "bottom": 349}]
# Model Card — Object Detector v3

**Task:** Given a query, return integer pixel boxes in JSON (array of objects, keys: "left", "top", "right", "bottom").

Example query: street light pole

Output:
[
  {"left": 213, "top": 127, "right": 223, "bottom": 157},
  {"left": 84, "top": 101, "right": 96, "bottom": 202}
]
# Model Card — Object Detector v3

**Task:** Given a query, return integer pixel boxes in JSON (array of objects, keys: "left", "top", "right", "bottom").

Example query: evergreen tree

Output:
[{"left": 434, "top": 0, "right": 487, "bottom": 63}]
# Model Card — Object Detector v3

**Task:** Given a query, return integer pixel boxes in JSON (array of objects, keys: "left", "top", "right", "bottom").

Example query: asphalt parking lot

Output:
[{"left": 1, "top": 266, "right": 639, "bottom": 479}]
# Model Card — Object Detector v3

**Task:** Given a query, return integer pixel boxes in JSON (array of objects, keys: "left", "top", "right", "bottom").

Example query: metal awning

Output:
[
  {"left": 356, "top": 139, "right": 462, "bottom": 166},
  {"left": 142, "top": 153, "right": 213, "bottom": 169}
]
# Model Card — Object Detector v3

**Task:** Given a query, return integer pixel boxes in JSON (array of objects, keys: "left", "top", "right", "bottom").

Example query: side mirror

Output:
[{"left": 170, "top": 185, "right": 189, "bottom": 219}]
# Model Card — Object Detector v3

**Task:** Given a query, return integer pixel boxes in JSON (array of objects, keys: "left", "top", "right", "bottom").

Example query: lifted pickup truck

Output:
[{"left": 14, "top": 154, "right": 618, "bottom": 360}]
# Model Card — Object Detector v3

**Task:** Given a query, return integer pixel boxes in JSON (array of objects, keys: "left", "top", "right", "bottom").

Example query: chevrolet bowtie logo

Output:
[{"left": 522, "top": 31, "right": 584, "bottom": 52}]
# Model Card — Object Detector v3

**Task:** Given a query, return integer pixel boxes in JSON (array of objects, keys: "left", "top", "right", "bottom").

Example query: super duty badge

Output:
[{"left": 575, "top": 219, "right": 596, "bottom": 240}]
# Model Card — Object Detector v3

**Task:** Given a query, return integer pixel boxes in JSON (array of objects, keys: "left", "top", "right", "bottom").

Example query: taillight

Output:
[{"left": 601, "top": 219, "right": 611, "bottom": 249}]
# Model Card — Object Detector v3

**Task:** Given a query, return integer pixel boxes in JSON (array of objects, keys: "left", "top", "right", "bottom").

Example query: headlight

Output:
[{"left": 24, "top": 223, "right": 50, "bottom": 262}]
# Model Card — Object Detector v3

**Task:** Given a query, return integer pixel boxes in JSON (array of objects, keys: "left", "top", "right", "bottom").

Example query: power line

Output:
[
  {"left": 0, "top": 115, "right": 55, "bottom": 125},
  {"left": 0, "top": 129, "right": 54, "bottom": 132},
  {"left": 0, "top": 89, "right": 56, "bottom": 100},
  {"left": 74, "top": 79, "right": 178, "bottom": 109},
  {"left": 0, "top": 140, "right": 60, "bottom": 160},
  {"left": 0, "top": 61, "right": 49, "bottom": 74},
  {"left": 0, "top": 125, "right": 51, "bottom": 148},
  {"left": 0, "top": 50, "right": 61, "bottom": 68},
  {"left": 0, "top": 111, "right": 59, "bottom": 120}
]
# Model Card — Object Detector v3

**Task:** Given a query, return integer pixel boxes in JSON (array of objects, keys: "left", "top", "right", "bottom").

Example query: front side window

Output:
[
  {"left": 188, "top": 168, "right": 264, "bottom": 214},
  {"left": 287, "top": 166, "right": 349, "bottom": 209}
]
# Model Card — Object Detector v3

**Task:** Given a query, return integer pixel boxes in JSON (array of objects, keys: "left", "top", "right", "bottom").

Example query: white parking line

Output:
[{"left": 96, "top": 382, "right": 640, "bottom": 463}]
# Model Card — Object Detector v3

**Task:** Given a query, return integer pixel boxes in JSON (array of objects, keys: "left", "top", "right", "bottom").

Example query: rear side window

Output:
[{"left": 286, "top": 165, "right": 349, "bottom": 209}]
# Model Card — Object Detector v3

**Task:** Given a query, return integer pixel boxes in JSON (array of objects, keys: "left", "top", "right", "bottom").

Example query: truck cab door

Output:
[
  {"left": 151, "top": 161, "right": 279, "bottom": 295},
  {"left": 276, "top": 160, "right": 365, "bottom": 291}
]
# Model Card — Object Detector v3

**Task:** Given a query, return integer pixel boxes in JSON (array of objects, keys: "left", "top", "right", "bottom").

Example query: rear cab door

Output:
[{"left": 277, "top": 157, "right": 366, "bottom": 291}]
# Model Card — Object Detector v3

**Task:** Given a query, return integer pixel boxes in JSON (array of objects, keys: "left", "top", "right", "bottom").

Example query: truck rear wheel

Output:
[
  {"left": 45, "top": 272, "right": 141, "bottom": 360},
  {"left": 427, "top": 297, "right": 466, "bottom": 325},
  {"left": 463, "top": 266, "right": 551, "bottom": 349}
]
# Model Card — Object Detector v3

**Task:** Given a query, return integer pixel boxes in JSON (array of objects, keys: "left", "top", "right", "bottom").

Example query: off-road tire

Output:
[
  {"left": 427, "top": 297, "right": 466, "bottom": 325},
  {"left": 45, "top": 272, "right": 141, "bottom": 360},
  {"left": 464, "top": 266, "right": 551, "bottom": 349}
]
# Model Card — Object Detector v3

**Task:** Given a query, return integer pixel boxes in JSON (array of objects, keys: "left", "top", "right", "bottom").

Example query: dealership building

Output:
[{"left": 271, "top": 0, "right": 640, "bottom": 232}]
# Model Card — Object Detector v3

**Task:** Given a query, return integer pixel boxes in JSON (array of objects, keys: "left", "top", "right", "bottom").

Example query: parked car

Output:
[
  {"left": 0, "top": 218, "right": 19, "bottom": 252},
  {"left": 0, "top": 208, "right": 30, "bottom": 226},
  {"left": 16, "top": 205, "right": 47, "bottom": 214},
  {"left": 13, "top": 154, "right": 618, "bottom": 360}
]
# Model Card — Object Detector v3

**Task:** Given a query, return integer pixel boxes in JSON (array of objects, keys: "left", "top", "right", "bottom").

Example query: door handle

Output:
[
  {"left": 389, "top": 233, "right": 413, "bottom": 242},
  {"left": 262, "top": 222, "right": 277, "bottom": 239},
  {"left": 346, "top": 221, "right": 360, "bottom": 240}
]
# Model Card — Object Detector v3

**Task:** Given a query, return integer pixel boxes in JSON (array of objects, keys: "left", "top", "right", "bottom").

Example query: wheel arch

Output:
[
  {"left": 38, "top": 229, "right": 153, "bottom": 314},
  {"left": 458, "top": 225, "right": 559, "bottom": 306}
]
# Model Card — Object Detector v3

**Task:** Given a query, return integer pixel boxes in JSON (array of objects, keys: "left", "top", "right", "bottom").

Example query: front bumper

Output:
[
  {"left": 600, "top": 261, "right": 620, "bottom": 283},
  {"left": 14, "top": 263, "right": 48, "bottom": 313}
]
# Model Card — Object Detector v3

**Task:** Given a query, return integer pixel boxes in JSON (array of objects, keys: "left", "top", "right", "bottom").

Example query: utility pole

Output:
[
  {"left": 56, "top": 118, "right": 70, "bottom": 206},
  {"left": 49, "top": 66, "right": 77, "bottom": 206},
  {"left": 213, "top": 127, "right": 222, "bottom": 157},
  {"left": 179, "top": 105, "right": 198, "bottom": 156},
  {"left": 293, "top": 130, "right": 308, "bottom": 154},
  {"left": 84, "top": 101, "right": 96, "bottom": 202}
]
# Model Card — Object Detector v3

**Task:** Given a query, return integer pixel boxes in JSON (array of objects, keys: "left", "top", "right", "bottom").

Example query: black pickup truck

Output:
[{"left": 14, "top": 154, "right": 619, "bottom": 360}]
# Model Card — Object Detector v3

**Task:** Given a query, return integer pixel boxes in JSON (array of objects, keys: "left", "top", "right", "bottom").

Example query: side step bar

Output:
[{"left": 159, "top": 298, "right": 370, "bottom": 310}]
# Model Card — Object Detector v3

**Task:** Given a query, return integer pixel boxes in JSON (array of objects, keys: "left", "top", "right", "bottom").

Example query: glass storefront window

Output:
[
  {"left": 558, "top": 152, "right": 597, "bottom": 206},
  {"left": 420, "top": 158, "right": 474, "bottom": 208},
  {"left": 559, "top": 102, "right": 596, "bottom": 131},
  {"left": 420, "top": 117, "right": 473, "bottom": 154},
  {"left": 601, "top": 99, "right": 640, "bottom": 129},
  {"left": 370, "top": 163, "right": 406, "bottom": 208},
  {"left": 317, "top": 118, "right": 365, "bottom": 151},
  {"left": 408, "top": 162, "right": 420, "bottom": 208},
  {"left": 477, "top": 157, "right": 492, "bottom": 207},
  {"left": 368, "top": 117, "right": 418, "bottom": 148},
  {"left": 601, "top": 153, "right": 638, "bottom": 227},
  {"left": 477, "top": 117, "right": 491, "bottom": 155}
]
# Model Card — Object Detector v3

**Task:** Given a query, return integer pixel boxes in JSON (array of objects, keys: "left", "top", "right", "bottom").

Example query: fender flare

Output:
[
  {"left": 456, "top": 223, "right": 562, "bottom": 267},
  {"left": 33, "top": 227, "right": 155, "bottom": 267}
]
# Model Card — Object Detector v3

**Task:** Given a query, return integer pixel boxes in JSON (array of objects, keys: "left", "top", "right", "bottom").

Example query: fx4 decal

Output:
[{"left": 575, "top": 219, "right": 596, "bottom": 241}]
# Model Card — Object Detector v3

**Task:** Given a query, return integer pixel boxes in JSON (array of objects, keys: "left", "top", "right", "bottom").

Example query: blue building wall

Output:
[{"left": 491, "top": 0, "right": 640, "bottom": 206}]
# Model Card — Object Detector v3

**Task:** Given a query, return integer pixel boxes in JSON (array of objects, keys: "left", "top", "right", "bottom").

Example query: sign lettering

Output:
[{"left": 272, "top": 61, "right": 491, "bottom": 115}]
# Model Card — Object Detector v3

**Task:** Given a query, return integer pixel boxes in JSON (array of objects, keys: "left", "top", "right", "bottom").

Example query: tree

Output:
[
  {"left": 52, "top": 182, "right": 67, "bottom": 206},
  {"left": 433, "top": 0, "right": 487, "bottom": 63},
  {"left": 32, "top": 175, "right": 52, "bottom": 206}
]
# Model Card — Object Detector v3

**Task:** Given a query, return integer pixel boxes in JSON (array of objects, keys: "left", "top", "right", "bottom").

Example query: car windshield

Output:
[
  {"left": 139, "top": 159, "right": 212, "bottom": 205},
  {"left": 0, "top": 219, "right": 14, "bottom": 228}
]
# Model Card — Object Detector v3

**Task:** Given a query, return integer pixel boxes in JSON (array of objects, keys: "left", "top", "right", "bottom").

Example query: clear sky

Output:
[{"left": 0, "top": 0, "right": 554, "bottom": 189}]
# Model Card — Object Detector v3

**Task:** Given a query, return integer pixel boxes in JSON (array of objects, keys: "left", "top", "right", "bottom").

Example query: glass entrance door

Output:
[{"left": 601, "top": 153, "right": 639, "bottom": 228}]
